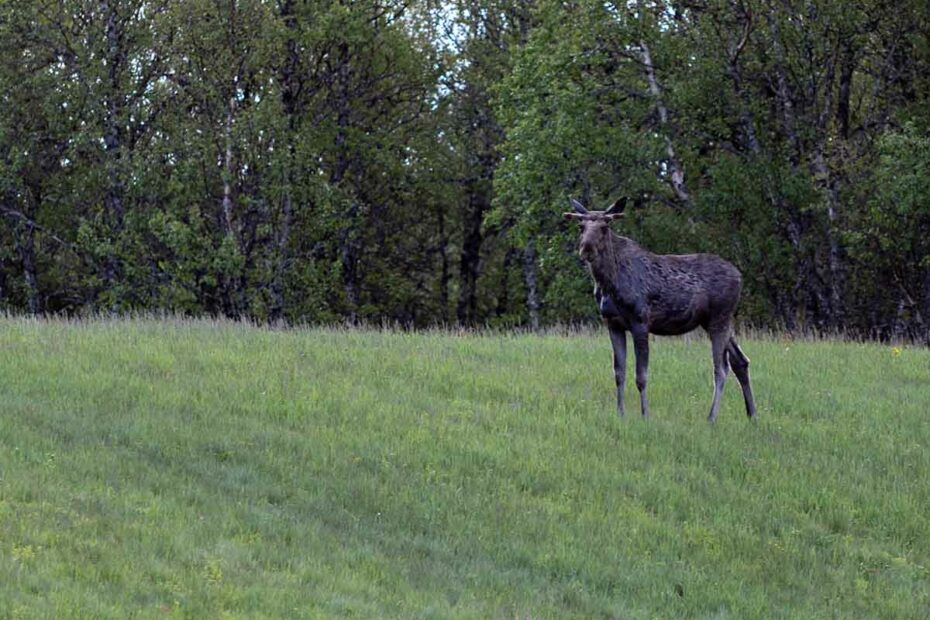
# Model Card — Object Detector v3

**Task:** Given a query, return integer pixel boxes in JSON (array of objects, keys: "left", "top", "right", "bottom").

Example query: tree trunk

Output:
[
  {"left": 101, "top": 0, "right": 125, "bottom": 310},
  {"left": 721, "top": 7, "right": 760, "bottom": 155},
  {"left": 222, "top": 95, "right": 237, "bottom": 244},
  {"left": 339, "top": 202, "right": 361, "bottom": 325},
  {"left": 922, "top": 267, "right": 930, "bottom": 344},
  {"left": 764, "top": 8, "right": 822, "bottom": 328},
  {"left": 437, "top": 206, "right": 451, "bottom": 323},
  {"left": 269, "top": 1, "right": 300, "bottom": 324},
  {"left": 457, "top": 186, "right": 486, "bottom": 325},
  {"left": 639, "top": 40, "right": 691, "bottom": 207},
  {"left": 0, "top": 262, "right": 6, "bottom": 308},
  {"left": 764, "top": 10, "right": 801, "bottom": 168},
  {"left": 836, "top": 43, "right": 855, "bottom": 140},
  {"left": 327, "top": 42, "right": 362, "bottom": 324},
  {"left": 494, "top": 247, "right": 514, "bottom": 320},
  {"left": 523, "top": 242, "right": 540, "bottom": 330},
  {"left": 810, "top": 149, "right": 843, "bottom": 327},
  {"left": 269, "top": 184, "right": 292, "bottom": 324},
  {"left": 811, "top": 43, "right": 844, "bottom": 328},
  {"left": 16, "top": 221, "right": 41, "bottom": 314},
  {"left": 219, "top": 89, "right": 243, "bottom": 318}
]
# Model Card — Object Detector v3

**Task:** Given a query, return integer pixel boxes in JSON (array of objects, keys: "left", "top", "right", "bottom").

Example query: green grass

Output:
[{"left": 0, "top": 317, "right": 928, "bottom": 619}]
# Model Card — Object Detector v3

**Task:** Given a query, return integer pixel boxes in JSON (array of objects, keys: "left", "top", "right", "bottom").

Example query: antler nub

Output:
[
  {"left": 605, "top": 197, "right": 627, "bottom": 217},
  {"left": 569, "top": 198, "right": 588, "bottom": 215}
]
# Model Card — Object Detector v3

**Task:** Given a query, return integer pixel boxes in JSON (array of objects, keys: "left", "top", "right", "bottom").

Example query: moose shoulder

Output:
[{"left": 565, "top": 197, "right": 757, "bottom": 421}]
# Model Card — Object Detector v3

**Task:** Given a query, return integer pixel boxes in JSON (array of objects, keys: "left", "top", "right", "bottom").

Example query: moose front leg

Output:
[
  {"left": 631, "top": 323, "right": 650, "bottom": 417},
  {"left": 607, "top": 322, "right": 627, "bottom": 416}
]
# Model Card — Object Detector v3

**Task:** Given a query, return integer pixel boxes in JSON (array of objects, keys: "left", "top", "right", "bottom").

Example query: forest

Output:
[{"left": 1, "top": 1, "right": 929, "bottom": 340}]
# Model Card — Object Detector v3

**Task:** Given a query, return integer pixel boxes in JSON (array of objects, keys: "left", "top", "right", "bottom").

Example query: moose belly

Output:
[{"left": 647, "top": 301, "right": 705, "bottom": 335}]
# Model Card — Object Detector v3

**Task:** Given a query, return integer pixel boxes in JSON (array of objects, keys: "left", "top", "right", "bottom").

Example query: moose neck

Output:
[{"left": 587, "top": 232, "right": 638, "bottom": 291}]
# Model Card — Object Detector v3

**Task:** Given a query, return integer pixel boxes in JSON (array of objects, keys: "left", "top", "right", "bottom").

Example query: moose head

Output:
[{"left": 563, "top": 197, "right": 627, "bottom": 260}]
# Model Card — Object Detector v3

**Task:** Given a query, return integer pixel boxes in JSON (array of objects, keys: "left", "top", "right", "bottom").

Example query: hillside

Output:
[{"left": 1, "top": 318, "right": 928, "bottom": 618}]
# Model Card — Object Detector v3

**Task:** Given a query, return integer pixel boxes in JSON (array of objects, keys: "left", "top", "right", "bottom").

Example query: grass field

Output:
[{"left": 0, "top": 317, "right": 928, "bottom": 618}]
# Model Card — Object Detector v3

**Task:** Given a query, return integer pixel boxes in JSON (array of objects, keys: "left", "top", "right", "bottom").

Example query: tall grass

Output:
[{"left": 1, "top": 317, "right": 928, "bottom": 618}]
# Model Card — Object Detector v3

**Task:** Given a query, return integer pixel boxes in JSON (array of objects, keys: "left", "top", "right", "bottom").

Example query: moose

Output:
[{"left": 564, "top": 197, "right": 757, "bottom": 421}]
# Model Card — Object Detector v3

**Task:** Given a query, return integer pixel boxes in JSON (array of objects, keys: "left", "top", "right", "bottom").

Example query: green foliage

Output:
[
  {"left": 1, "top": 0, "right": 930, "bottom": 335},
  {"left": 870, "top": 126, "right": 930, "bottom": 255},
  {"left": 694, "top": 155, "right": 816, "bottom": 325},
  {"left": 845, "top": 124, "right": 930, "bottom": 335},
  {"left": 491, "top": 0, "right": 669, "bottom": 322},
  {"left": 2, "top": 318, "right": 930, "bottom": 617}
]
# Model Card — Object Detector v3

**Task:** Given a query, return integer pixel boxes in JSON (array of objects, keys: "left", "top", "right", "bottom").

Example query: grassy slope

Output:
[{"left": 0, "top": 317, "right": 928, "bottom": 619}]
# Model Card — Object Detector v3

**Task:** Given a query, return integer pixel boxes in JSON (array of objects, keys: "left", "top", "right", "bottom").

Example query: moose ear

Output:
[
  {"left": 564, "top": 212, "right": 584, "bottom": 221},
  {"left": 605, "top": 197, "right": 627, "bottom": 217},
  {"left": 568, "top": 197, "right": 588, "bottom": 215}
]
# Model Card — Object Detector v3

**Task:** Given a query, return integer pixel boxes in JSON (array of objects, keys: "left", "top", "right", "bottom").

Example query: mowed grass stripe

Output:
[{"left": 0, "top": 317, "right": 928, "bottom": 618}]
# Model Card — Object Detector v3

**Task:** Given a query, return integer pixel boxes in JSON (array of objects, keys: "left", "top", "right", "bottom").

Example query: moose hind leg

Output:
[
  {"left": 728, "top": 338, "right": 757, "bottom": 418},
  {"left": 707, "top": 329, "right": 730, "bottom": 422}
]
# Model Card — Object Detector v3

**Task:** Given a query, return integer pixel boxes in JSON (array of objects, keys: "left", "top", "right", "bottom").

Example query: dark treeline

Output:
[{"left": 1, "top": 1, "right": 928, "bottom": 341}]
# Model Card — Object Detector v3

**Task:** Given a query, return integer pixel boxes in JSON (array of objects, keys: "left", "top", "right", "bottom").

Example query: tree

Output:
[{"left": 2, "top": 0, "right": 930, "bottom": 338}]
